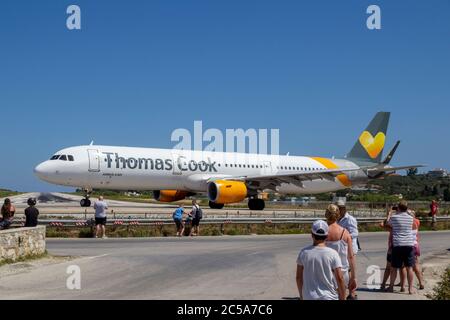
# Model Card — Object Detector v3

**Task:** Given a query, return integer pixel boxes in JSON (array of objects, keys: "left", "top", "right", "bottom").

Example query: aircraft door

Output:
[
  {"left": 262, "top": 161, "right": 272, "bottom": 175},
  {"left": 88, "top": 149, "right": 101, "bottom": 172}
]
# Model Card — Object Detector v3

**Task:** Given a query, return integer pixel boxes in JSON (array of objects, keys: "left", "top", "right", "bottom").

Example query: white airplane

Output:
[{"left": 34, "top": 112, "right": 422, "bottom": 210}]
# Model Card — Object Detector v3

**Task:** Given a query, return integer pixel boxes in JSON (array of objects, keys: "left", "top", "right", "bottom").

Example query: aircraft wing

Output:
[
  {"left": 365, "top": 165, "right": 425, "bottom": 173},
  {"left": 218, "top": 168, "right": 358, "bottom": 191}
]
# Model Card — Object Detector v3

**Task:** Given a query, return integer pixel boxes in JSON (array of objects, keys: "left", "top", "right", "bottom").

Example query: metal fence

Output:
[{"left": 10, "top": 216, "right": 450, "bottom": 228}]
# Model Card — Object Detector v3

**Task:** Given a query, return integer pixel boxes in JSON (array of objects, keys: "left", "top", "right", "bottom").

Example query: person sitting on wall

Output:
[
  {"left": 25, "top": 198, "right": 39, "bottom": 228},
  {"left": 0, "top": 198, "right": 16, "bottom": 230}
]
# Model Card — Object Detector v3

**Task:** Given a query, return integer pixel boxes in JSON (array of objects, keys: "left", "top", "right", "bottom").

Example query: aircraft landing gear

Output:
[
  {"left": 80, "top": 189, "right": 92, "bottom": 207},
  {"left": 209, "top": 201, "right": 225, "bottom": 209},
  {"left": 248, "top": 198, "right": 265, "bottom": 211},
  {"left": 80, "top": 198, "right": 91, "bottom": 207}
]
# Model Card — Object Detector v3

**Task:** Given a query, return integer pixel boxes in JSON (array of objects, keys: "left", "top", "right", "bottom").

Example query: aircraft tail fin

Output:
[{"left": 347, "top": 112, "right": 390, "bottom": 165}]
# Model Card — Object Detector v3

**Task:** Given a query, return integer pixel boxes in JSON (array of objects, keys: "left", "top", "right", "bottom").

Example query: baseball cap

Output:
[
  {"left": 336, "top": 199, "right": 346, "bottom": 207},
  {"left": 312, "top": 220, "right": 329, "bottom": 236}
]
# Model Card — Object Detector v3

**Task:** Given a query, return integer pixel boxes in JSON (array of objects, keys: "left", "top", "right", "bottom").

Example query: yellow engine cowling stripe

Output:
[{"left": 310, "top": 157, "right": 352, "bottom": 187}]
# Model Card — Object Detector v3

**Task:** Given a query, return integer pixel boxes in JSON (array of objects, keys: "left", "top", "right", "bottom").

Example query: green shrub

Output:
[{"left": 428, "top": 268, "right": 450, "bottom": 300}]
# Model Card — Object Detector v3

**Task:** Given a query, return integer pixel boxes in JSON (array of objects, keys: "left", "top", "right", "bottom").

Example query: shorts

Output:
[
  {"left": 174, "top": 219, "right": 183, "bottom": 230},
  {"left": 387, "top": 253, "right": 392, "bottom": 263},
  {"left": 95, "top": 217, "right": 107, "bottom": 226},
  {"left": 392, "top": 246, "right": 415, "bottom": 268},
  {"left": 192, "top": 218, "right": 201, "bottom": 227}
]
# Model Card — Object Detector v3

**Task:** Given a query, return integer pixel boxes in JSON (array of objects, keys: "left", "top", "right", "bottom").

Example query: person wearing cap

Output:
[
  {"left": 25, "top": 198, "right": 39, "bottom": 227},
  {"left": 296, "top": 220, "right": 347, "bottom": 300},
  {"left": 325, "top": 204, "right": 358, "bottom": 300},
  {"left": 336, "top": 199, "right": 359, "bottom": 255}
]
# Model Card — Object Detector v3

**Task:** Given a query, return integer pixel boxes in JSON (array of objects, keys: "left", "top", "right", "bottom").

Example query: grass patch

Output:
[
  {"left": 44, "top": 221, "right": 450, "bottom": 238},
  {"left": 0, "top": 251, "right": 48, "bottom": 267},
  {"left": 0, "top": 190, "right": 21, "bottom": 198},
  {"left": 427, "top": 267, "right": 450, "bottom": 300}
]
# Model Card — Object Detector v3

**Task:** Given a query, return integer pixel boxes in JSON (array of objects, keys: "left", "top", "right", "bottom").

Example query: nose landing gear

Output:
[
  {"left": 80, "top": 189, "right": 92, "bottom": 207},
  {"left": 80, "top": 198, "right": 91, "bottom": 207}
]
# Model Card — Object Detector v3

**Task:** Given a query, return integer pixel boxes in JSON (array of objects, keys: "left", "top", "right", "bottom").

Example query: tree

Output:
[
  {"left": 407, "top": 168, "right": 418, "bottom": 176},
  {"left": 444, "top": 188, "right": 450, "bottom": 202},
  {"left": 432, "top": 185, "right": 440, "bottom": 196}
]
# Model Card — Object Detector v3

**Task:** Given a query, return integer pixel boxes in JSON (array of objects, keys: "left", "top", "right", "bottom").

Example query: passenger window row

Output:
[
  {"left": 276, "top": 166, "right": 323, "bottom": 171},
  {"left": 224, "top": 164, "right": 264, "bottom": 169},
  {"left": 221, "top": 163, "right": 323, "bottom": 172},
  {"left": 50, "top": 155, "right": 75, "bottom": 161}
]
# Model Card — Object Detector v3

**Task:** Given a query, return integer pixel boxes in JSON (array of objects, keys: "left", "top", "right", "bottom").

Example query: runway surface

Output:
[
  {"left": 0, "top": 231, "right": 449, "bottom": 300},
  {"left": 1, "top": 192, "right": 383, "bottom": 218}
]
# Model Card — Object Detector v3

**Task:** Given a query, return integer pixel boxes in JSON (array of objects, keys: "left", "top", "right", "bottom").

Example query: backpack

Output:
[{"left": 194, "top": 206, "right": 203, "bottom": 219}]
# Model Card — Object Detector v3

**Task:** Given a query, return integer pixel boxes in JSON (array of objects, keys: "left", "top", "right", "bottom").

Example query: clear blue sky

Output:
[{"left": 0, "top": 0, "right": 449, "bottom": 192}]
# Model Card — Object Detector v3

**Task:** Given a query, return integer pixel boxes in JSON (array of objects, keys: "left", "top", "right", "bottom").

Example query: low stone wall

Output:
[{"left": 0, "top": 226, "right": 46, "bottom": 263}]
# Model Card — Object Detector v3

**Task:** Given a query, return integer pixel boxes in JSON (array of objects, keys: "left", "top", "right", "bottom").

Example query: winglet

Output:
[{"left": 382, "top": 140, "right": 400, "bottom": 165}]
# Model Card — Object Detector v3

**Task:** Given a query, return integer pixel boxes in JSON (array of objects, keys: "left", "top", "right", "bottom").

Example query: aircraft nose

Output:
[{"left": 34, "top": 162, "right": 51, "bottom": 180}]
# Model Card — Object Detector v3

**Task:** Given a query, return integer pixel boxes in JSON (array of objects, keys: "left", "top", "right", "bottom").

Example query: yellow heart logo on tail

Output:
[{"left": 359, "top": 131, "right": 385, "bottom": 159}]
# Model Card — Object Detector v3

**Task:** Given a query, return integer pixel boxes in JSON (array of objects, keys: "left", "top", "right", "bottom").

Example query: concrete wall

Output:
[{"left": 0, "top": 226, "right": 46, "bottom": 263}]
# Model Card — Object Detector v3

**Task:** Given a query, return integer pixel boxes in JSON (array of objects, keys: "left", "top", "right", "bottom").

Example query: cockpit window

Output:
[
  {"left": 50, "top": 155, "right": 60, "bottom": 160},
  {"left": 68, "top": 155, "right": 74, "bottom": 161},
  {"left": 60, "top": 155, "right": 67, "bottom": 161}
]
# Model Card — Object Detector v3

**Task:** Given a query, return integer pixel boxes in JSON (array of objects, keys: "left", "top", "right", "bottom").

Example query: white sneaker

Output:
[{"left": 102, "top": 235, "right": 108, "bottom": 239}]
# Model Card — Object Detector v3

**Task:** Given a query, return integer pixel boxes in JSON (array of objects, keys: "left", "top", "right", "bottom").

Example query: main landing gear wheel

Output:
[
  {"left": 209, "top": 201, "right": 225, "bottom": 209},
  {"left": 248, "top": 198, "right": 265, "bottom": 211},
  {"left": 80, "top": 198, "right": 91, "bottom": 207}
]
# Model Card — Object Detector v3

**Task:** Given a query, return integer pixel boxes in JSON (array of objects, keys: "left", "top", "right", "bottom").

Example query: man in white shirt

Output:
[
  {"left": 296, "top": 220, "right": 346, "bottom": 300},
  {"left": 336, "top": 200, "right": 359, "bottom": 255}
]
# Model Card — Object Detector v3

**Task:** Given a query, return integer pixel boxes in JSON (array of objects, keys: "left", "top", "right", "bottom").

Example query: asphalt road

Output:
[{"left": 0, "top": 231, "right": 449, "bottom": 300}]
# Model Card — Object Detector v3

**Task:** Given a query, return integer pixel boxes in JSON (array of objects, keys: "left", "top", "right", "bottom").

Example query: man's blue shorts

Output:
[{"left": 392, "top": 246, "right": 415, "bottom": 268}]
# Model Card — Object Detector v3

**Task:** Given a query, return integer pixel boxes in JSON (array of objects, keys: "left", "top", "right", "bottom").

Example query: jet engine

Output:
[
  {"left": 207, "top": 180, "right": 248, "bottom": 204},
  {"left": 153, "top": 190, "right": 190, "bottom": 202}
]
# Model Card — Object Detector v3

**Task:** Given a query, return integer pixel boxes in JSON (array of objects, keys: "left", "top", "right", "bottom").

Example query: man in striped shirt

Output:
[{"left": 386, "top": 200, "right": 416, "bottom": 295}]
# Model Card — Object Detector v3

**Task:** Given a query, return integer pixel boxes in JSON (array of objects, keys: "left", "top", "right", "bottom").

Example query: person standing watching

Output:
[
  {"left": 94, "top": 196, "right": 108, "bottom": 239},
  {"left": 386, "top": 200, "right": 416, "bottom": 295},
  {"left": 296, "top": 220, "right": 346, "bottom": 301},
  {"left": 0, "top": 198, "right": 16, "bottom": 230},
  {"left": 190, "top": 199, "right": 203, "bottom": 236},
  {"left": 336, "top": 200, "right": 360, "bottom": 255},
  {"left": 325, "top": 204, "right": 358, "bottom": 300},
  {"left": 25, "top": 198, "right": 39, "bottom": 227},
  {"left": 173, "top": 204, "right": 185, "bottom": 237},
  {"left": 430, "top": 200, "right": 439, "bottom": 231},
  {"left": 411, "top": 211, "right": 425, "bottom": 290},
  {"left": 336, "top": 199, "right": 359, "bottom": 298}
]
